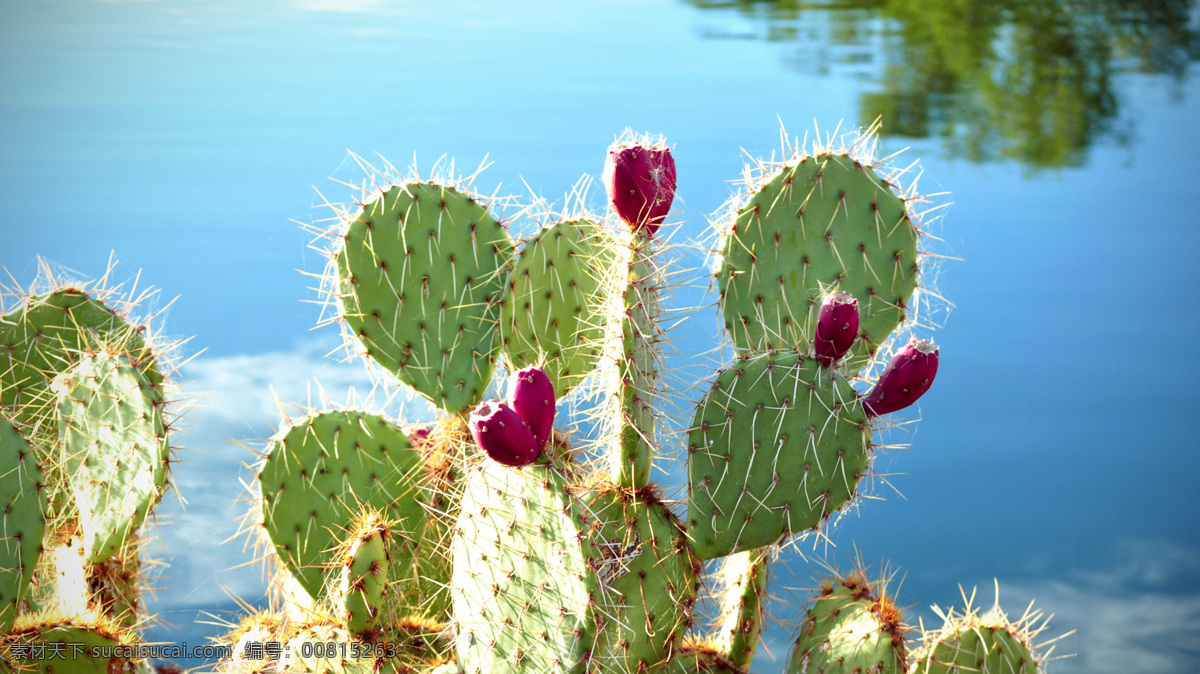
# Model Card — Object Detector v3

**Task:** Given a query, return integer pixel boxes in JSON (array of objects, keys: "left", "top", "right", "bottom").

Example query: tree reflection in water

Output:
[{"left": 686, "top": 0, "right": 1199, "bottom": 168}]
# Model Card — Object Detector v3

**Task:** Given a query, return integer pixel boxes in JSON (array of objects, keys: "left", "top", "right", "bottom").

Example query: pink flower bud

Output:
[
  {"left": 814, "top": 292, "right": 859, "bottom": 367},
  {"left": 469, "top": 401, "right": 540, "bottom": 467},
  {"left": 507, "top": 366, "right": 555, "bottom": 449},
  {"left": 602, "top": 139, "right": 676, "bottom": 236},
  {"left": 863, "top": 340, "right": 940, "bottom": 417}
]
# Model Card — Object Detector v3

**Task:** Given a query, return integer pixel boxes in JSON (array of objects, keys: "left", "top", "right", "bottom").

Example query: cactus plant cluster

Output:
[
  {"left": 0, "top": 266, "right": 184, "bottom": 672},
  {"left": 210, "top": 127, "right": 1062, "bottom": 674},
  {"left": 0, "top": 126, "right": 1066, "bottom": 674}
]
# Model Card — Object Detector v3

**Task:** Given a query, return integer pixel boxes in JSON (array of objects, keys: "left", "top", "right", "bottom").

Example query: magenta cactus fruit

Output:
[
  {"left": 863, "top": 340, "right": 940, "bottom": 416},
  {"left": 602, "top": 138, "right": 676, "bottom": 235},
  {"left": 814, "top": 291, "right": 860, "bottom": 367},
  {"left": 507, "top": 366, "right": 555, "bottom": 449},
  {"left": 409, "top": 425, "right": 431, "bottom": 446},
  {"left": 468, "top": 400, "right": 540, "bottom": 467}
]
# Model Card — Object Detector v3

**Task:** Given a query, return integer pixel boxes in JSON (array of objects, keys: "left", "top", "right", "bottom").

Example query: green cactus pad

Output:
[
  {"left": 501, "top": 218, "right": 614, "bottom": 398},
  {"left": 55, "top": 351, "right": 168, "bottom": 564},
  {"left": 0, "top": 289, "right": 160, "bottom": 428},
  {"left": 718, "top": 154, "right": 919, "bottom": 367},
  {"left": 712, "top": 548, "right": 770, "bottom": 670},
  {"left": 258, "top": 411, "right": 427, "bottom": 601},
  {"left": 583, "top": 487, "right": 699, "bottom": 673},
  {"left": 0, "top": 417, "right": 45, "bottom": 632},
  {"left": 3, "top": 618, "right": 136, "bottom": 674},
  {"left": 336, "top": 183, "right": 513, "bottom": 414},
  {"left": 912, "top": 607, "right": 1040, "bottom": 674},
  {"left": 787, "top": 572, "right": 907, "bottom": 674},
  {"left": 341, "top": 515, "right": 389, "bottom": 636},
  {"left": 687, "top": 350, "right": 870, "bottom": 560},
  {"left": 451, "top": 460, "right": 597, "bottom": 674}
]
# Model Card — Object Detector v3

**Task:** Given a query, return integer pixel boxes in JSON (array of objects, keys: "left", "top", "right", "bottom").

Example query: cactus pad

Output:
[
  {"left": 1, "top": 289, "right": 160, "bottom": 427},
  {"left": 0, "top": 417, "right": 45, "bottom": 632},
  {"left": 687, "top": 350, "right": 870, "bottom": 559},
  {"left": 787, "top": 571, "right": 907, "bottom": 674},
  {"left": 54, "top": 351, "right": 168, "bottom": 564},
  {"left": 718, "top": 154, "right": 919, "bottom": 365},
  {"left": 583, "top": 487, "right": 699, "bottom": 673},
  {"left": 340, "top": 511, "right": 390, "bottom": 636},
  {"left": 912, "top": 601, "right": 1044, "bottom": 674},
  {"left": 451, "top": 460, "right": 597, "bottom": 674},
  {"left": 336, "top": 183, "right": 513, "bottom": 414},
  {"left": 501, "top": 218, "right": 613, "bottom": 397},
  {"left": 258, "top": 411, "right": 427, "bottom": 601}
]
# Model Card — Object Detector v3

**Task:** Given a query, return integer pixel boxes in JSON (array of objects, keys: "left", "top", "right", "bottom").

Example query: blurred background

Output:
[{"left": 2, "top": 0, "right": 1198, "bottom": 671}]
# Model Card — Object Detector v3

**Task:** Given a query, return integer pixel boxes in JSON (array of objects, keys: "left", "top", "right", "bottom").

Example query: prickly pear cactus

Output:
[
  {"left": 911, "top": 590, "right": 1055, "bottom": 674},
  {"left": 206, "top": 129, "right": 1070, "bottom": 674},
  {"left": 501, "top": 218, "right": 614, "bottom": 398},
  {"left": 0, "top": 269, "right": 182, "bottom": 674},
  {"left": 687, "top": 350, "right": 870, "bottom": 559}
]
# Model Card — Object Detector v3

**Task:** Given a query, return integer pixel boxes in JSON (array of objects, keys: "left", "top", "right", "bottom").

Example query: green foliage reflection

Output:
[{"left": 686, "top": 0, "right": 1200, "bottom": 168}]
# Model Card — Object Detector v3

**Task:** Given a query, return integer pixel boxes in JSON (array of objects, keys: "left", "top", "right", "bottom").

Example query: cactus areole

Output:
[{"left": 603, "top": 140, "right": 677, "bottom": 236}]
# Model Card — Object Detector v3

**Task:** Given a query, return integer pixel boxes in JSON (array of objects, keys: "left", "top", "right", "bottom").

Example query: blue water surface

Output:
[{"left": 2, "top": 1, "right": 1198, "bottom": 671}]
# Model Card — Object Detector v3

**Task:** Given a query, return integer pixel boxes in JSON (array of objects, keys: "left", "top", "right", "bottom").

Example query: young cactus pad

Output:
[
  {"left": 54, "top": 350, "right": 169, "bottom": 564},
  {"left": 258, "top": 410, "right": 427, "bottom": 600},
  {"left": 340, "top": 510, "right": 390, "bottom": 636},
  {"left": 501, "top": 218, "right": 614, "bottom": 397},
  {"left": 0, "top": 417, "right": 45, "bottom": 632},
  {"left": 335, "top": 182, "right": 513, "bottom": 414},
  {"left": 687, "top": 349, "right": 870, "bottom": 559},
  {"left": 717, "top": 154, "right": 919, "bottom": 365}
]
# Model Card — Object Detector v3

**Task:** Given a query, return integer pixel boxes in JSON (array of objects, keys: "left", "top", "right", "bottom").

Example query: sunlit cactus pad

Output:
[
  {"left": 336, "top": 182, "right": 513, "bottom": 414},
  {"left": 54, "top": 350, "right": 168, "bottom": 564},
  {"left": 501, "top": 218, "right": 614, "bottom": 397},
  {"left": 687, "top": 350, "right": 870, "bottom": 559},
  {"left": 452, "top": 459, "right": 597, "bottom": 674},
  {"left": 258, "top": 410, "right": 427, "bottom": 600},
  {"left": 0, "top": 417, "right": 45, "bottom": 631},
  {"left": 717, "top": 153, "right": 919, "bottom": 364},
  {"left": 0, "top": 288, "right": 161, "bottom": 427},
  {"left": 787, "top": 571, "right": 907, "bottom": 674}
]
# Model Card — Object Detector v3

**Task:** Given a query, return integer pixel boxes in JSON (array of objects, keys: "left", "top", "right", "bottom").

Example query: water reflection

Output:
[{"left": 686, "top": 0, "right": 1200, "bottom": 168}]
